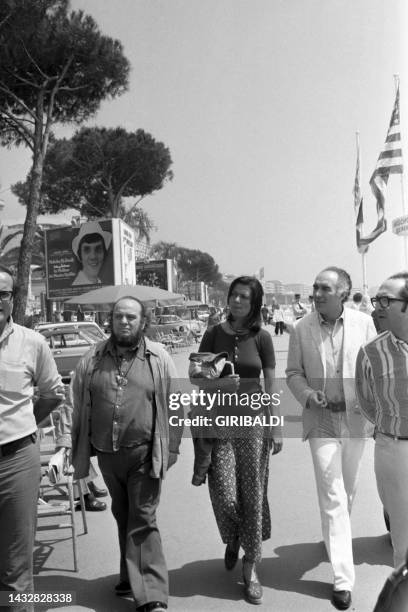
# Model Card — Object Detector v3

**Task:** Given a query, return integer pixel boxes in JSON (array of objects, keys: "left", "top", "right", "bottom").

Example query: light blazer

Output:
[{"left": 286, "top": 307, "right": 376, "bottom": 439}]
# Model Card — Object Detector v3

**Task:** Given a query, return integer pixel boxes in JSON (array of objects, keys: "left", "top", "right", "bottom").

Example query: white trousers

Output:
[
  {"left": 309, "top": 436, "right": 367, "bottom": 591},
  {"left": 375, "top": 433, "right": 408, "bottom": 568}
]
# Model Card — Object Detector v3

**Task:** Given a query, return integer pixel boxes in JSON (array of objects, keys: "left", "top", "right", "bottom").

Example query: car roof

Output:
[{"left": 35, "top": 321, "right": 101, "bottom": 330}]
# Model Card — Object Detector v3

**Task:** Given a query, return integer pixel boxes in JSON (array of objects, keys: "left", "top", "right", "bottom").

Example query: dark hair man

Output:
[
  {"left": 0, "top": 265, "right": 63, "bottom": 608},
  {"left": 292, "top": 293, "right": 307, "bottom": 320},
  {"left": 356, "top": 272, "right": 408, "bottom": 570},
  {"left": 63, "top": 296, "right": 183, "bottom": 612},
  {"left": 286, "top": 266, "right": 376, "bottom": 610}
]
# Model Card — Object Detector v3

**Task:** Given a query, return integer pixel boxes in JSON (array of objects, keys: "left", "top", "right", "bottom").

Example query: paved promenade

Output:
[{"left": 33, "top": 330, "right": 393, "bottom": 612}]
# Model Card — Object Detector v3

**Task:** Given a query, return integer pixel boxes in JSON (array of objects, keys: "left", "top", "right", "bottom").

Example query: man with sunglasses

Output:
[
  {"left": 356, "top": 272, "right": 408, "bottom": 570},
  {"left": 0, "top": 265, "right": 63, "bottom": 610}
]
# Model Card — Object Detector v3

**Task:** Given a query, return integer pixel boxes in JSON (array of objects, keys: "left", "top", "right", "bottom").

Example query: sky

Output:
[{"left": 1, "top": 0, "right": 407, "bottom": 290}]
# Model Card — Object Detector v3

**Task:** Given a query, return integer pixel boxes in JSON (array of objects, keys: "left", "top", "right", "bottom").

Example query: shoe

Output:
[
  {"left": 242, "top": 557, "right": 263, "bottom": 605},
  {"left": 331, "top": 589, "right": 352, "bottom": 610},
  {"left": 115, "top": 580, "right": 131, "bottom": 596},
  {"left": 88, "top": 481, "right": 108, "bottom": 498},
  {"left": 224, "top": 537, "right": 240, "bottom": 570},
  {"left": 143, "top": 603, "right": 167, "bottom": 612},
  {"left": 75, "top": 493, "right": 106, "bottom": 511}
]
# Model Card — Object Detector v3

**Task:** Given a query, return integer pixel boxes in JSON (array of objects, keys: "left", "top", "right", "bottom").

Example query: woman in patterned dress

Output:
[{"left": 198, "top": 276, "right": 283, "bottom": 605}]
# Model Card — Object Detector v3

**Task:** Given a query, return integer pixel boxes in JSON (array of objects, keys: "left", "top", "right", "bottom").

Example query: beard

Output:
[{"left": 111, "top": 327, "right": 144, "bottom": 347}]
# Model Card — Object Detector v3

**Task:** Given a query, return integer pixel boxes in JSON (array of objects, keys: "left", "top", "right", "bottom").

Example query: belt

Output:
[
  {"left": 325, "top": 401, "right": 346, "bottom": 413},
  {"left": 378, "top": 431, "right": 408, "bottom": 441},
  {"left": 0, "top": 433, "right": 36, "bottom": 458}
]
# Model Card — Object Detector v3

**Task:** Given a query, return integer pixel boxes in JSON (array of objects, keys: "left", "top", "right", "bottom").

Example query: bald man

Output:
[{"left": 64, "top": 297, "right": 183, "bottom": 612}]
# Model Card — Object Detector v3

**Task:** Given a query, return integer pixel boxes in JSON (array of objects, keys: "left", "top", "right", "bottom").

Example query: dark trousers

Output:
[
  {"left": 97, "top": 444, "right": 168, "bottom": 608},
  {"left": 275, "top": 321, "right": 284, "bottom": 335},
  {"left": 0, "top": 438, "right": 40, "bottom": 612}
]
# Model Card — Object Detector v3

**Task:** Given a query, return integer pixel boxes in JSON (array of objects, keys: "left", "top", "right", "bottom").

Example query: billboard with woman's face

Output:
[{"left": 45, "top": 220, "right": 115, "bottom": 298}]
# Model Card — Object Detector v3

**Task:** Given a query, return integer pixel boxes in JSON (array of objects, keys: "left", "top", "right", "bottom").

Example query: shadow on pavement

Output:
[
  {"left": 262, "top": 542, "right": 330, "bottom": 600},
  {"left": 169, "top": 544, "right": 330, "bottom": 602},
  {"left": 169, "top": 559, "right": 242, "bottom": 601},
  {"left": 34, "top": 574, "right": 134, "bottom": 612},
  {"left": 353, "top": 535, "right": 393, "bottom": 567}
]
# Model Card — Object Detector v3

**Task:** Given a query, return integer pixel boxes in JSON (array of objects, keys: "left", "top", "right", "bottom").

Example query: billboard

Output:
[
  {"left": 135, "top": 259, "right": 177, "bottom": 292},
  {"left": 45, "top": 218, "right": 136, "bottom": 299}
]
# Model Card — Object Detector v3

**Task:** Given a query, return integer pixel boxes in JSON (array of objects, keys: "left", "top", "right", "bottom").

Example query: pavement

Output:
[{"left": 33, "top": 328, "right": 394, "bottom": 612}]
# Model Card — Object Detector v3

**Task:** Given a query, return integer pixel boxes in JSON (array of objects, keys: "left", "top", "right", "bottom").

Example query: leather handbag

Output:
[{"left": 188, "top": 351, "right": 229, "bottom": 380}]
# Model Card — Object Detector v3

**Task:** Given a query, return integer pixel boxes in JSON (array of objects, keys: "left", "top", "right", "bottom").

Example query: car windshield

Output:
[{"left": 42, "top": 329, "right": 98, "bottom": 348}]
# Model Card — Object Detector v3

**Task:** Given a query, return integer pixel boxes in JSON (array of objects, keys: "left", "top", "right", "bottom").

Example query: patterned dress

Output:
[{"left": 199, "top": 324, "right": 275, "bottom": 563}]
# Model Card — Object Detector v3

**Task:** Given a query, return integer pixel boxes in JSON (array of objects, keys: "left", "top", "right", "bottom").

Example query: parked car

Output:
[
  {"left": 36, "top": 322, "right": 106, "bottom": 382},
  {"left": 146, "top": 314, "right": 204, "bottom": 345},
  {"left": 154, "top": 315, "right": 204, "bottom": 336}
]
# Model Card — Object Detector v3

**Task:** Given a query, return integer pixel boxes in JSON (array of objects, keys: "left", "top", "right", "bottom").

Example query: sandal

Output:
[{"left": 242, "top": 557, "right": 263, "bottom": 605}]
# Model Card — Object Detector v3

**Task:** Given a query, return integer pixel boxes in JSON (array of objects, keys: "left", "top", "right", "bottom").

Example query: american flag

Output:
[
  {"left": 353, "top": 136, "right": 369, "bottom": 254},
  {"left": 357, "top": 86, "right": 403, "bottom": 248}
]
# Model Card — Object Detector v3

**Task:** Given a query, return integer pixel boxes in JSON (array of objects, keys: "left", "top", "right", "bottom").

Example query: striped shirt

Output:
[{"left": 355, "top": 330, "right": 408, "bottom": 438}]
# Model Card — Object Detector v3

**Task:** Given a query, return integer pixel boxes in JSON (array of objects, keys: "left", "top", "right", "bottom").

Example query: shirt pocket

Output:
[{"left": 0, "top": 360, "right": 28, "bottom": 394}]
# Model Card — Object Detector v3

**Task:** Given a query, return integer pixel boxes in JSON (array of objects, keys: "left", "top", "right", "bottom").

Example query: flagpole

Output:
[
  {"left": 355, "top": 131, "right": 369, "bottom": 293},
  {"left": 394, "top": 74, "right": 408, "bottom": 267}
]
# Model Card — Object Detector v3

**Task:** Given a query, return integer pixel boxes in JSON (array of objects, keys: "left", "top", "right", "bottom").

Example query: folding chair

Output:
[{"left": 37, "top": 425, "right": 88, "bottom": 572}]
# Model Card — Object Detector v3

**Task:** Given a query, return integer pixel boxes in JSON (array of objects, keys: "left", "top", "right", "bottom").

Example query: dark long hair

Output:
[{"left": 227, "top": 276, "right": 263, "bottom": 331}]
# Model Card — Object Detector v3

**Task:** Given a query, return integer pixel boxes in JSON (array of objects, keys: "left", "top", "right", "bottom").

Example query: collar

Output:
[
  {"left": 0, "top": 316, "right": 14, "bottom": 344},
  {"left": 387, "top": 330, "right": 408, "bottom": 349},
  {"left": 317, "top": 307, "right": 345, "bottom": 327}
]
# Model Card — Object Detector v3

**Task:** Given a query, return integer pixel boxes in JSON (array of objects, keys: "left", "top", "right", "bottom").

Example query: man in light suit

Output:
[{"left": 286, "top": 267, "right": 376, "bottom": 610}]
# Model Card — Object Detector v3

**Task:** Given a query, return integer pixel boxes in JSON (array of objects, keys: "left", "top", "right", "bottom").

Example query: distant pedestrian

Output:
[
  {"left": 308, "top": 295, "right": 315, "bottom": 312},
  {"left": 261, "top": 304, "right": 269, "bottom": 325},
  {"left": 76, "top": 306, "right": 85, "bottom": 322},
  {"left": 292, "top": 293, "right": 307, "bottom": 320},
  {"left": 349, "top": 291, "right": 363, "bottom": 310},
  {"left": 207, "top": 306, "right": 221, "bottom": 327},
  {"left": 53, "top": 310, "right": 63, "bottom": 322},
  {"left": 273, "top": 304, "right": 285, "bottom": 335}
]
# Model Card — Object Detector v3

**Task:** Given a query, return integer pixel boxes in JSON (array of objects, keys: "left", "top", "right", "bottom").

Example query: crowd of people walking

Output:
[{"left": 1, "top": 262, "right": 408, "bottom": 611}]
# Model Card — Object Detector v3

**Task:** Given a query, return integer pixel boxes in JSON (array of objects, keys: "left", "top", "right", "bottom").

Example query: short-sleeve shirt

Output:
[
  {"left": 0, "top": 319, "right": 62, "bottom": 444},
  {"left": 199, "top": 324, "right": 275, "bottom": 393}
]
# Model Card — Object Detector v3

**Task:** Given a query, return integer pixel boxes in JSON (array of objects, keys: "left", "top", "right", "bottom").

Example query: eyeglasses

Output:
[
  {"left": 371, "top": 296, "right": 408, "bottom": 309},
  {"left": 0, "top": 291, "right": 13, "bottom": 301}
]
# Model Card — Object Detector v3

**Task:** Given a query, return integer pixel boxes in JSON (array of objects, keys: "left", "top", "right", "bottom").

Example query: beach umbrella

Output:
[{"left": 64, "top": 284, "right": 185, "bottom": 311}]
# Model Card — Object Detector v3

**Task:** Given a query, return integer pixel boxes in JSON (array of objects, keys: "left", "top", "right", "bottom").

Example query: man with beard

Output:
[{"left": 66, "top": 296, "right": 183, "bottom": 612}]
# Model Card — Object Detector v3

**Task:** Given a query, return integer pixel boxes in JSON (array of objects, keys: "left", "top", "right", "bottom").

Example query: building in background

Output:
[{"left": 135, "top": 258, "right": 177, "bottom": 293}]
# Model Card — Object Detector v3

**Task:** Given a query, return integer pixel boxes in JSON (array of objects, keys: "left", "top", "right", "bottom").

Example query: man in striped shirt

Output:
[{"left": 355, "top": 272, "right": 408, "bottom": 569}]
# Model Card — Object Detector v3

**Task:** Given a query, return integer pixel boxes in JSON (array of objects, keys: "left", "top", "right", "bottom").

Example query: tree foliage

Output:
[
  {"left": 12, "top": 126, "right": 172, "bottom": 231},
  {"left": 0, "top": 0, "right": 130, "bottom": 321},
  {"left": 150, "top": 241, "right": 222, "bottom": 285}
]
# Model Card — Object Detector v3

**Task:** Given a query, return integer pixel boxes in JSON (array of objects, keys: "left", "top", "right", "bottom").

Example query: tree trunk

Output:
[
  {"left": 13, "top": 157, "right": 44, "bottom": 323},
  {"left": 13, "top": 94, "right": 45, "bottom": 324}
]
